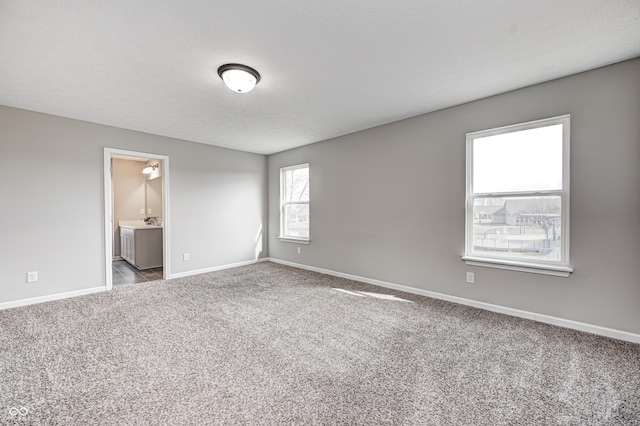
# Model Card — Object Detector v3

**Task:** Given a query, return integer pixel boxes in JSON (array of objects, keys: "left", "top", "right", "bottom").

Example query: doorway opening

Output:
[{"left": 103, "top": 148, "right": 170, "bottom": 290}]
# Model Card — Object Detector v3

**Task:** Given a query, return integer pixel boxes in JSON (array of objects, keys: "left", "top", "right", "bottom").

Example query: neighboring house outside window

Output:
[
  {"left": 279, "top": 163, "right": 310, "bottom": 243},
  {"left": 463, "top": 115, "right": 572, "bottom": 276}
]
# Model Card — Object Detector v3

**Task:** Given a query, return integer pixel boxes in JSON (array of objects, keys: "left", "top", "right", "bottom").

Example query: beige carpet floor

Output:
[{"left": 1, "top": 262, "right": 639, "bottom": 425}]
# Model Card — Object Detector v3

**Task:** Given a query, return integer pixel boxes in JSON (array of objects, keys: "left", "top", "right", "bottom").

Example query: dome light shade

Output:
[{"left": 217, "top": 63, "right": 261, "bottom": 93}]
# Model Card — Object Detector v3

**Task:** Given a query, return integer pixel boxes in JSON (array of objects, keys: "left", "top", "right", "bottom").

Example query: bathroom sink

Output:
[{"left": 120, "top": 224, "right": 162, "bottom": 230}]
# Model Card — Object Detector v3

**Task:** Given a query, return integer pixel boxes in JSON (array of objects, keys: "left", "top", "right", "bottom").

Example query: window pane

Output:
[
  {"left": 284, "top": 203, "right": 309, "bottom": 238},
  {"left": 472, "top": 196, "right": 562, "bottom": 261},
  {"left": 473, "top": 124, "right": 563, "bottom": 193},
  {"left": 284, "top": 167, "right": 309, "bottom": 202}
]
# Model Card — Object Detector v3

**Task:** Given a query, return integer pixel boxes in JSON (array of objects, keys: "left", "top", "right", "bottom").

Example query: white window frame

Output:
[
  {"left": 279, "top": 163, "right": 310, "bottom": 244},
  {"left": 463, "top": 115, "right": 572, "bottom": 277}
]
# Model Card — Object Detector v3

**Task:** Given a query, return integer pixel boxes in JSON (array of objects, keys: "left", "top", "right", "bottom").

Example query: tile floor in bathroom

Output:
[{"left": 112, "top": 260, "right": 163, "bottom": 286}]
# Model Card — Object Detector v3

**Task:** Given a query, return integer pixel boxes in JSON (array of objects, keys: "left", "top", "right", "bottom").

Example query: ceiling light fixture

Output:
[
  {"left": 142, "top": 163, "right": 159, "bottom": 174},
  {"left": 217, "top": 63, "right": 261, "bottom": 93}
]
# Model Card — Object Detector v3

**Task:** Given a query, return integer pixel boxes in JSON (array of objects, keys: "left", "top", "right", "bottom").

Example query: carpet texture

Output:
[{"left": 1, "top": 262, "right": 639, "bottom": 425}]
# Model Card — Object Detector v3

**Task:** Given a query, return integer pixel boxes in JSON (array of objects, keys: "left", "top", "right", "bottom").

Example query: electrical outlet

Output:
[
  {"left": 183, "top": 253, "right": 190, "bottom": 261},
  {"left": 466, "top": 272, "right": 475, "bottom": 284},
  {"left": 147, "top": 208, "right": 152, "bottom": 214},
  {"left": 140, "top": 208, "right": 145, "bottom": 214},
  {"left": 297, "top": 247, "right": 301, "bottom": 254},
  {"left": 27, "top": 271, "right": 38, "bottom": 283}
]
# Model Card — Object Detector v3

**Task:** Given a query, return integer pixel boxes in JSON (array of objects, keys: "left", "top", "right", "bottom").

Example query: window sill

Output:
[
  {"left": 462, "top": 256, "right": 572, "bottom": 277},
  {"left": 278, "top": 236, "right": 310, "bottom": 244}
]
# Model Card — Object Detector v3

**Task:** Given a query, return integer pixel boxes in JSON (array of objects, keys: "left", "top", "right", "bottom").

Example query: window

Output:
[
  {"left": 280, "top": 163, "right": 310, "bottom": 242},
  {"left": 464, "top": 115, "right": 572, "bottom": 276}
]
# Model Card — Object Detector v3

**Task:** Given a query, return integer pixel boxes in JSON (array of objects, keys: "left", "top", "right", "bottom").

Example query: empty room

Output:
[{"left": 1, "top": 1, "right": 639, "bottom": 424}]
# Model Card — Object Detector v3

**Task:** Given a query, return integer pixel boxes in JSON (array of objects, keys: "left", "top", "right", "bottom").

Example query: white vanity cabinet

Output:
[{"left": 120, "top": 226, "right": 163, "bottom": 270}]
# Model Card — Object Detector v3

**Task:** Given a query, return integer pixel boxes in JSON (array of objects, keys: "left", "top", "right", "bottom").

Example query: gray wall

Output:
[
  {"left": 0, "top": 106, "right": 268, "bottom": 304},
  {"left": 268, "top": 58, "right": 640, "bottom": 334}
]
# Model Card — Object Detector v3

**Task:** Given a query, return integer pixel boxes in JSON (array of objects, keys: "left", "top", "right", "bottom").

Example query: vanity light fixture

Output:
[
  {"left": 217, "top": 63, "right": 261, "bottom": 93},
  {"left": 142, "top": 163, "right": 159, "bottom": 175}
]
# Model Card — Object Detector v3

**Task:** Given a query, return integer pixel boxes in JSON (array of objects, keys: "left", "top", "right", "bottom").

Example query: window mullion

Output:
[{"left": 471, "top": 190, "right": 564, "bottom": 198}]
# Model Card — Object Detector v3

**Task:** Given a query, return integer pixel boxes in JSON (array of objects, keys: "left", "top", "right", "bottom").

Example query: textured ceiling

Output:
[{"left": 1, "top": 1, "right": 639, "bottom": 155}]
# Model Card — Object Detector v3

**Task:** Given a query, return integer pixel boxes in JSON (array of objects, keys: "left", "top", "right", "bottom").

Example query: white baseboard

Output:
[
  {"left": 0, "top": 258, "right": 271, "bottom": 310},
  {"left": 4, "top": 258, "right": 637, "bottom": 344},
  {"left": 267, "top": 258, "right": 640, "bottom": 344},
  {"left": 169, "top": 257, "right": 270, "bottom": 279},
  {"left": 0, "top": 287, "right": 106, "bottom": 311}
]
